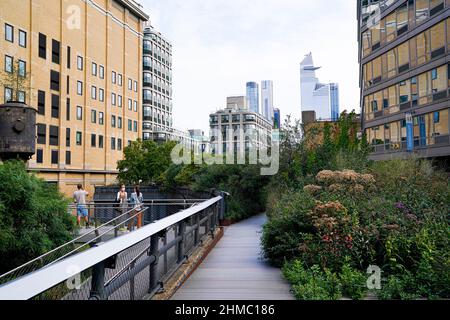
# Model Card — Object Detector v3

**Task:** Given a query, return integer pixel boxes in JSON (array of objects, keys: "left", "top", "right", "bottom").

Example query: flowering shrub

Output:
[{"left": 263, "top": 159, "right": 450, "bottom": 300}]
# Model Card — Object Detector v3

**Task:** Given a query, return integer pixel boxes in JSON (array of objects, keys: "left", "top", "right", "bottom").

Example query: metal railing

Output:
[{"left": 0, "top": 196, "right": 223, "bottom": 300}]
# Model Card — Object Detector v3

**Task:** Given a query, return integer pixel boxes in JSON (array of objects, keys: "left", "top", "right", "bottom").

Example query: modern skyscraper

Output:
[
  {"left": 246, "top": 82, "right": 259, "bottom": 114},
  {"left": 273, "top": 108, "right": 281, "bottom": 129},
  {"left": 0, "top": 0, "right": 148, "bottom": 195},
  {"left": 358, "top": 0, "right": 449, "bottom": 160},
  {"left": 261, "top": 80, "right": 274, "bottom": 122},
  {"left": 142, "top": 24, "right": 173, "bottom": 143},
  {"left": 300, "top": 53, "right": 340, "bottom": 121}
]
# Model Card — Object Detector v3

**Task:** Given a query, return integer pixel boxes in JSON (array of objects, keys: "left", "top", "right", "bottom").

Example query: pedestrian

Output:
[
  {"left": 73, "top": 184, "right": 89, "bottom": 228},
  {"left": 129, "top": 185, "right": 144, "bottom": 230},
  {"left": 116, "top": 184, "right": 128, "bottom": 231}
]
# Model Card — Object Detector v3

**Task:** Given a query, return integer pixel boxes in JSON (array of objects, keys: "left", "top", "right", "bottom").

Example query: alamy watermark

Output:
[{"left": 170, "top": 128, "right": 280, "bottom": 176}]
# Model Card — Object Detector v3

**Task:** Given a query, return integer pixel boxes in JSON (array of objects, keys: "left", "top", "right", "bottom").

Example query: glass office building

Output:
[
  {"left": 358, "top": 0, "right": 450, "bottom": 160},
  {"left": 246, "top": 82, "right": 260, "bottom": 114}
]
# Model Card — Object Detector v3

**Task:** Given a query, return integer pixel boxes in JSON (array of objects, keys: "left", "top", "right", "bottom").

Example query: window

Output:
[
  {"left": 134, "top": 81, "right": 138, "bottom": 92},
  {"left": 118, "top": 117, "right": 122, "bottom": 129},
  {"left": 128, "top": 119, "right": 133, "bottom": 131},
  {"left": 111, "top": 115, "right": 116, "bottom": 128},
  {"left": 36, "top": 149, "right": 43, "bottom": 164},
  {"left": 77, "top": 55, "right": 83, "bottom": 70},
  {"left": 52, "top": 39, "right": 60, "bottom": 64},
  {"left": 39, "top": 33, "right": 47, "bottom": 59},
  {"left": 18, "top": 29, "right": 26, "bottom": 47},
  {"left": 431, "top": 68, "right": 438, "bottom": 80},
  {"left": 118, "top": 95, "right": 122, "bottom": 107},
  {"left": 50, "top": 70, "right": 60, "bottom": 91},
  {"left": 128, "top": 78, "right": 133, "bottom": 90},
  {"left": 99, "top": 135, "right": 104, "bottom": 148},
  {"left": 434, "top": 111, "right": 440, "bottom": 123},
  {"left": 76, "top": 132, "right": 82, "bottom": 146},
  {"left": 49, "top": 125, "right": 59, "bottom": 146},
  {"left": 18, "top": 60, "right": 26, "bottom": 77},
  {"left": 91, "top": 86, "right": 97, "bottom": 99},
  {"left": 51, "top": 150, "right": 58, "bottom": 165},
  {"left": 118, "top": 74, "right": 122, "bottom": 86},
  {"left": 416, "top": 0, "right": 429, "bottom": 24},
  {"left": 76, "top": 106, "right": 82, "bottom": 120},
  {"left": 38, "top": 90, "right": 45, "bottom": 115},
  {"left": 133, "top": 121, "right": 138, "bottom": 132},
  {"left": 128, "top": 99, "right": 132, "bottom": 110},
  {"left": 67, "top": 46, "right": 71, "bottom": 69},
  {"left": 37, "top": 124, "right": 46, "bottom": 144},
  {"left": 66, "top": 151, "right": 71, "bottom": 165},
  {"left": 5, "top": 55, "right": 13, "bottom": 73},
  {"left": 112, "top": 71, "right": 116, "bottom": 84},
  {"left": 430, "top": 21, "right": 445, "bottom": 55},
  {"left": 99, "top": 112, "right": 104, "bottom": 125},
  {"left": 4, "top": 87, "right": 12, "bottom": 103},
  {"left": 118, "top": 138, "right": 122, "bottom": 151},
  {"left": 91, "top": 134, "right": 96, "bottom": 147},
  {"left": 51, "top": 94, "right": 59, "bottom": 118},
  {"left": 99, "top": 88, "right": 104, "bottom": 102},
  {"left": 77, "top": 81, "right": 83, "bottom": 95},
  {"left": 111, "top": 93, "right": 116, "bottom": 105},
  {"left": 66, "top": 75, "right": 70, "bottom": 95},
  {"left": 99, "top": 65, "right": 104, "bottom": 79},
  {"left": 92, "top": 62, "right": 97, "bottom": 76},
  {"left": 66, "top": 128, "right": 71, "bottom": 147},
  {"left": 91, "top": 110, "right": 97, "bottom": 123},
  {"left": 111, "top": 137, "right": 116, "bottom": 150},
  {"left": 5, "top": 24, "right": 13, "bottom": 42},
  {"left": 66, "top": 98, "right": 71, "bottom": 121},
  {"left": 133, "top": 101, "right": 138, "bottom": 112}
]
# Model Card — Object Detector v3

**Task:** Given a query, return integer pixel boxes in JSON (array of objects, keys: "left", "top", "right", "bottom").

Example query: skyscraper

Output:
[
  {"left": 142, "top": 24, "right": 173, "bottom": 143},
  {"left": 273, "top": 108, "right": 281, "bottom": 129},
  {"left": 358, "top": 0, "right": 449, "bottom": 160},
  {"left": 246, "top": 82, "right": 259, "bottom": 114},
  {"left": 261, "top": 80, "right": 274, "bottom": 122},
  {"left": 300, "top": 53, "right": 340, "bottom": 121}
]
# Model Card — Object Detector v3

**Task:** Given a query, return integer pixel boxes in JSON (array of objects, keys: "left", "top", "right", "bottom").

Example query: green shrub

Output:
[
  {"left": 0, "top": 160, "right": 75, "bottom": 274},
  {"left": 339, "top": 261, "right": 367, "bottom": 300}
]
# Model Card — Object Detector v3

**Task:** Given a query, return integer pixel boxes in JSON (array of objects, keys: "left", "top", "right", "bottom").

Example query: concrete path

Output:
[{"left": 171, "top": 214, "right": 294, "bottom": 300}]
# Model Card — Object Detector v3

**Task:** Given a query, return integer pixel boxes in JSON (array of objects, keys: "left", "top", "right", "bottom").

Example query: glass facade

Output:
[
  {"left": 246, "top": 82, "right": 260, "bottom": 114},
  {"left": 359, "top": 0, "right": 450, "bottom": 158}
]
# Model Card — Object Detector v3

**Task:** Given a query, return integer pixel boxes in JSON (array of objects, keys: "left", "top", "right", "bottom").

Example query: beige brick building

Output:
[{"left": 0, "top": 0, "right": 148, "bottom": 196}]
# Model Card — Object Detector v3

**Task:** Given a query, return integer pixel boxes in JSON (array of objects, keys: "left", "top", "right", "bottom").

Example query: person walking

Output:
[
  {"left": 73, "top": 184, "right": 89, "bottom": 228},
  {"left": 116, "top": 184, "right": 128, "bottom": 231},
  {"left": 129, "top": 185, "right": 144, "bottom": 230}
]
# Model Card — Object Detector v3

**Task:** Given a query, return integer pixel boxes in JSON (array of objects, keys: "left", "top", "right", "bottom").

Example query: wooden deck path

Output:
[{"left": 171, "top": 214, "right": 294, "bottom": 300}]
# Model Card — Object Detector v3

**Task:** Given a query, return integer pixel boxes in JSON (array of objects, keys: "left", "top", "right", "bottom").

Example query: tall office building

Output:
[
  {"left": 246, "top": 82, "right": 260, "bottom": 114},
  {"left": 261, "top": 80, "right": 274, "bottom": 122},
  {"left": 358, "top": 0, "right": 450, "bottom": 160},
  {"left": 142, "top": 24, "right": 173, "bottom": 143},
  {"left": 273, "top": 108, "right": 281, "bottom": 129},
  {"left": 300, "top": 53, "right": 340, "bottom": 121},
  {"left": 0, "top": 0, "right": 148, "bottom": 195}
]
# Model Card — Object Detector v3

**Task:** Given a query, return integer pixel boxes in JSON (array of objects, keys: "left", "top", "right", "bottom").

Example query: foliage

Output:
[
  {"left": 117, "top": 140, "right": 177, "bottom": 185},
  {"left": 0, "top": 60, "right": 32, "bottom": 104},
  {"left": 0, "top": 161, "right": 75, "bottom": 274}
]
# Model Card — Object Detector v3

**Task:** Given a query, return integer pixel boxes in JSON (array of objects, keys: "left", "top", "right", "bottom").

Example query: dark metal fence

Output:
[{"left": 0, "top": 196, "right": 223, "bottom": 300}]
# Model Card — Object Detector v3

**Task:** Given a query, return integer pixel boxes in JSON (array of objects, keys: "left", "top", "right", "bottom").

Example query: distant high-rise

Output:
[
  {"left": 300, "top": 53, "right": 340, "bottom": 121},
  {"left": 273, "top": 108, "right": 281, "bottom": 129},
  {"left": 246, "top": 82, "right": 259, "bottom": 114},
  {"left": 261, "top": 80, "right": 274, "bottom": 122}
]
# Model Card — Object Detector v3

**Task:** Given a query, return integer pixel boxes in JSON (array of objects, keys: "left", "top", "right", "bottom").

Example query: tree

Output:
[
  {"left": 0, "top": 161, "right": 75, "bottom": 274},
  {"left": 0, "top": 60, "right": 32, "bottom": 104},
  {"left": 117, "top": 140, "right": 178, "bottom": 185}
]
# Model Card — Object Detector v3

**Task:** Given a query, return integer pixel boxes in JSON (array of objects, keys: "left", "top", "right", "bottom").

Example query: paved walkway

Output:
[{"left": 171, "top": 214, "right": 294, "bottom": 300}]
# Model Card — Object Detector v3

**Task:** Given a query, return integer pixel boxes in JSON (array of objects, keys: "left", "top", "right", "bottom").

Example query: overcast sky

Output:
[{"left": 140, "top": 0, "right": 360, "bottom": 133}]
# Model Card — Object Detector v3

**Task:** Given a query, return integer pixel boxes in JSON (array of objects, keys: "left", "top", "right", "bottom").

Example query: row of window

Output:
[
  {"left": 366, "top": 108, "right": 449, "bottom": 149},
  {"left": 143, "top": 38, "right": 172, "bottom": 67},
  {"left": 363, "top": 19, "right": 449, "bottom": 88},
  {"left": 362, "top": 0, "right": 448, "bottom": 58},
  {"left": 36, "top": 149, "right": 71, "bottom": 165},
  {"left": 143, "top": 72, "right": 172, "bottom": 97},
  {"left": 4, "top": 23, "right": 27, "bottom": 47},
  {"left": 143, "top": 56, "right": 172, "bottom": 82},
  {"left": 364, "top": 63, "right": 449, "bottom": 121},
  {"left": 36, "top": 123, "right": 129, "bottom": 151}
]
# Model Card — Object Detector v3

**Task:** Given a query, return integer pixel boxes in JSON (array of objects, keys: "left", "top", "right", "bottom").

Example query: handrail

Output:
[{"left": 0, "top": 196, "right": 222, "bottom": 300}]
